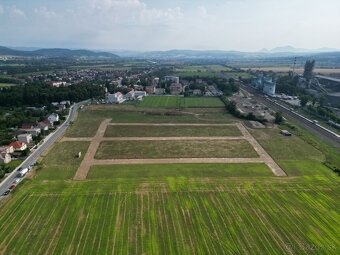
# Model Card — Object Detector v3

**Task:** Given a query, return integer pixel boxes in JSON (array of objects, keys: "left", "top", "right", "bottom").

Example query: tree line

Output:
[{"left": 0, "top": 83, "right": 105, "bottom": 107}]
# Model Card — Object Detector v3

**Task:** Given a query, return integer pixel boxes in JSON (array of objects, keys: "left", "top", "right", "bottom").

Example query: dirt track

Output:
[{"left": 72, "top": 120, "right": 287, "bottom": 180}]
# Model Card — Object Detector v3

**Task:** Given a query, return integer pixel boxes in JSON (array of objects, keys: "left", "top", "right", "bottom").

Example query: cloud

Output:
[
  {"left": 34, "top": 7, "right": 56, "bottom": 19},
  {"left": 0, "top": 5, "right": 3, "bottom": 15},
  {"left": 9, "top": 5, "right": 25, "bottom": 17}
]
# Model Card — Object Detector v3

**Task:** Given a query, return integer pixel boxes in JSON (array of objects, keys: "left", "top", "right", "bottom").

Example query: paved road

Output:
[
  {"left": 241, "top": 85, "right": 340, "bottom": 148},
  {"left": 0, "top": 100, "right": 89, "bottom": 199}
]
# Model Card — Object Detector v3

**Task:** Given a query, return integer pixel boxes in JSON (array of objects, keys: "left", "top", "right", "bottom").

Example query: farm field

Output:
[
  {"left": 138, "top": 96, "right": 224, "bottom": 108},
  {"left": 0, "top": 175, "right": 338, "bottom": 255},
  {"left": 95, "top": 140, "right": 258, "bottom": 159},
  {"left": 0, "top": 104, "right": 339, "bottom": 254},
  {"left": 88, "top": 163, "right": 273, "bottom": 179},
  {"left": 104, "top": 125, "right": 241, "bottom": 137},
  {"left": 241, "top": 66, "right": 340, "bottom": 75}
]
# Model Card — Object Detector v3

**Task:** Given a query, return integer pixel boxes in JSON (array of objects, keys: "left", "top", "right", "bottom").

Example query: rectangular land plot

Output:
[
  {"left": 95, "top": 140, "right": 258, "bottom": 159},
  {"left": 0, "top": 181, "right": 338, "bottom": 255},
  {"left": 36, "top": 141, "right": 90, "bottom": 180},
  {"left": 138, "top": 96, "right": 224, "bottom": 108},
  {"left": 88, "top": 163, "right": 273, "bottom": 179},
  {"left": 104, "top": 125, "right": 241, "bottom": 137}
]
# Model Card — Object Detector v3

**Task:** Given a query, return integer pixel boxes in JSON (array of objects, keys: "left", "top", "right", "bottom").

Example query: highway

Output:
[
  {"left": 0, "top": 100, "right": 89, "bottom": 199},
  {"left": 241, "top": 85, "right": 340, "bottom": 148}
]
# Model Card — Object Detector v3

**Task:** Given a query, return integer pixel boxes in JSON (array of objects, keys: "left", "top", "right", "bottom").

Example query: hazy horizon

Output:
[{"left": 0, "top": 0, "right": 340, "bottom": 51}]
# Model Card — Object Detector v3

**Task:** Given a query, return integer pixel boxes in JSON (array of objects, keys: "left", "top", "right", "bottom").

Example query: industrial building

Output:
[{"left": 252, "top": 74, "right": 276, "bottom": 96}]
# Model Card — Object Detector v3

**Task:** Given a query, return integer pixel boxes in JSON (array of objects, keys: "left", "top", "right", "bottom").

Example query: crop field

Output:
[
  {"left": 95, "top": 140, "right": 258, "bottom": 159},
  {"left": 1, "top": 104, "right": 339, "bottom": 254},
  {"left": 104, "top": 125, "right": 241, "bottom": 137},
  {"left": 88, "top": 163, "right": 273, "bottom": 179},
  {"left": 138, "top": 96, "right": 224, "bottom": 108},
  {"left": 0, "top": 175, "right": 339, "bottom": 255}
]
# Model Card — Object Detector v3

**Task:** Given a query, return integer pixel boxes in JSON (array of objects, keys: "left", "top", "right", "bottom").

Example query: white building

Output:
[
  {"left": 134, "top": 91, "right": 147, "bottom": 97},
  {"left": 48, "top": 113, "right": 59, "bottom": 123},
  {"left": 0, "top": 145, "right": 14, "bottom": 154},
  {"left": 17, "top": 134, "right": 33, "bottom": 144},
  {"left": 108, "top": 92, "right": 125, "bottom": 104},
  {"left": 164, "top": 76, "right": 180, "bottom": 84},
  {"left": 0, "top": 152, "right": 11, "bottom": 164}
]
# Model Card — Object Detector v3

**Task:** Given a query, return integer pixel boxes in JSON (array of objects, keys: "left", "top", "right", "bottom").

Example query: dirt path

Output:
[
  {"left": 92, "top": 158, "right": 264, "bottom": 165},
  {"left": 236, "top": 123, "right": 287, "bottom": 177},
  {"left": 73, "top": 119, "right": 111, "bottom": 180},
  {"left": 72, "top": 120, "right": 286, "bottom": 179}
]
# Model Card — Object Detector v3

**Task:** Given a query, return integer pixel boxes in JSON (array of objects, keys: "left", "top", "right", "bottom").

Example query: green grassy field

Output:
[
  {"left": 88, "top": 163, "right": 273, "bottom": 179},
  {"left": 65, "top": 106, "right": 234, "bottom": 137},
  {"left": 0, "top": 105, "right": 339, "bottom": 254},
  {"left": 95, "top": 140, "right": 258, "bottom": 159},
  {"left": 0, "top": 176, "right": 338, "bottom": 255},
  {"left": 104, "top": 125, "right": 241, "bottom": 137},
  {"left": 35, "top": 141, "right": 90, "bottom": 180},
  {"left": 138, "top": 96, "right": 224, "bottom": 108}
]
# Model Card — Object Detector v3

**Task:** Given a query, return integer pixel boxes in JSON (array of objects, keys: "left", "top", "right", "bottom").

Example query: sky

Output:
[{"left": 0, "top": 0, "right": 340, "bottom": 51}]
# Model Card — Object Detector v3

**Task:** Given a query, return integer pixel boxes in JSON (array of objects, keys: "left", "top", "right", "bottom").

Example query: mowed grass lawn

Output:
[
  {"left": 139, "top": 96, "right": 224, "bottom": 108},
  {"left": 35, "top": 141, "right": 90, "bottom": 180},
  {"left": 65, "top": 107, "right": 234, "bottom": 137},
  {"left": 0, "top": 176, "right": 338, "bottom": 255},
  {"left": 95, "top": 140, "right": 258, "bottom": 159},
  {"left": 104, "top": 125, "right": 241, "bottom": 137},
  {"left": 88, "top": 163, "right": 273, "bottom": 179},
  {"left": 250, "top": 127, "right": 329, "bottom": 176}
]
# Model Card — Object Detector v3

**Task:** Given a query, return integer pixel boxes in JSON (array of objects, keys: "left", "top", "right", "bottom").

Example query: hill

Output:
[{"left": 0, "top": 46, "right": 120, "bottom": 59}]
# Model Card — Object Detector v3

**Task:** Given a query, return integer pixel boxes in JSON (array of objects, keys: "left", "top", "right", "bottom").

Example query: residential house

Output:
[
  {"left": 154, "top": 88, "right": 166, "bottom": 95},
  {"left": 9, "top": 141, "right": 27, "bottom": 151},
  {"left": 24, "top": 128, "right": 41, "bottom": 137},
  {"left": 170, "top": 83, "right": 183, "bottom": 95},
  {"left": 37, "top": 121, "right": 50, "bottom": 131},
  {"left": 108, "top": 92, "right": 125, "bottom": 104},
  {"left": 0, "top": 145, "right": 14, "bottom": 154},
  {"left": 134, "top": 91, "right": 147, "bottom": 97},
  {"left": 124, "top": 90, "right": 135, "bottom": 101},
  {"left": 17, "top": 133, "right": 33, "bottom": 144},
  {"left": 193, "top": 89, "right": 202, "bottom": 96},
  {"left": 0, "top": 152, "right": 11, "bottom": 164},
  {"left": 48, "top": 113, "right": 59, "bottom": 124}
]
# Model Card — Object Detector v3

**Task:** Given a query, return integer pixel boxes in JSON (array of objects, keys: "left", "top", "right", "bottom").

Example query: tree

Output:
[
  {"left": 299, "top": 95, "right": 309, "bottom": 107},
  {"left": 275, "top": 111, "right": 283, "bottom": 124}
]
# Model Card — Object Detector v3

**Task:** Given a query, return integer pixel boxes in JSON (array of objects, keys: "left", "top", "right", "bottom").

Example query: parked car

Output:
[
  {"left": 1, "top": 190, "right": 10, "bottom": 196},
  {"left": 9, "top": 184, "right": 16, "bottom": 190},
  {"left": 17, "top": 167, "right": 22, "bottom": 172},
  {"left": 13, "top": 178, "right": 21, "bottom": 184}
]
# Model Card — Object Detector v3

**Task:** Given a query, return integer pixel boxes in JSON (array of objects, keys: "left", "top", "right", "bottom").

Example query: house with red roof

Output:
[{"left": 9, "top": 141, "right": 27, "bottom": 151}]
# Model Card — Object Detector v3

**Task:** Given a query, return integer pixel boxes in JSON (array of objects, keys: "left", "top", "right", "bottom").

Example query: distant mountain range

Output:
[
  {"left": 0, "top": 46, "right": 120, "bottom": 59},
  {"left": 1, "top": 45, "right": 340, "bottom": 63},
  {"left": 111, "top": 48, "right": 340, "bottom": 60}
]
